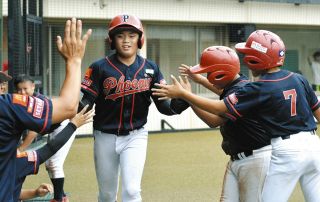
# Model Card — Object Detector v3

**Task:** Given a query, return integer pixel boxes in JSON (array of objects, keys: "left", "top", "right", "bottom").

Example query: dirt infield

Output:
[{"left": 23, "top": 130, "right": 306, "bottom": 201}]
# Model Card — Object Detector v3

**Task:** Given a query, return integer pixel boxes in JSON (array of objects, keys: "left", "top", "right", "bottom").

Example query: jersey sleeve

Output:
[
  {"left": 81, "top": 63, "right": 100, "bottom": 98},
  {"left": 223, "top": 83, "right": 261, "bottom": 120},
  {"left": 300, "top": 74, "right": 320, "bottom": 111},
  {"left": 10, "top": 94, "right": 52, "bottom": 134}
]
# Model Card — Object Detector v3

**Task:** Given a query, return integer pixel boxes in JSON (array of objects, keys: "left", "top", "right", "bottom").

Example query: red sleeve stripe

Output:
[
  {"left": 226, "top": 96, "right": 242, "bottom": 118},
  {"left": 312, "top": 100, "right": 320, "bottom": 110},
  {"left": 224, "top": 112, "right": 237, "bottom": 121},
  {"left": 40, "top": 99, "right": 49, "bottom": 134},
  {"left": 33, "top": 151, "right": 38, "bottom": 174},
  {"left": 81, "top": 84, "right": 98, "bottom": 96}
]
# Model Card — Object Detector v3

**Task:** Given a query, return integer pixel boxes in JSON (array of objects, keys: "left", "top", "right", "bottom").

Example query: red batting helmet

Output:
[
  {"left": 108, "top": 14, "right": 144, "bottom": 50},
  {"left": 235, "top": 30, "right": 285, "bottom": 71},
  {"left": 190, "top": 46, "right": 240, "bottom": 88}
]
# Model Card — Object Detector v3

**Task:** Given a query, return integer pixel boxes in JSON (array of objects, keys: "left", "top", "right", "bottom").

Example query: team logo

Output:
[
  {"left": 82, "top": 78, "right": 92, "bottom": 87},
  {"left": 228, "top": 93, "right": 238, "bottom": 105},
  {"left": 279, "top": 50, "right": 285, "bottom": 57},
  {"left": 250, "top": 41, "right": 268, "bottom": 53},
  {"left": 103, "top": 76, "right": 152, "bottom": 100},
  {"left": 122, "top": 15, "right": 129, "bottom": 22},
  {"left": 33, "top": 97, "right": 44, "bottom": 119}
]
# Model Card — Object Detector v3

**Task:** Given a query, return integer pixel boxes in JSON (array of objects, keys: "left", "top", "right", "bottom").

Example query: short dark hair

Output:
[
  {"left": 313, "top": 50, "right": 320, "bottom": 59},
  {"left": 14, "top": 74, "right": 34, "bottom": 87}
]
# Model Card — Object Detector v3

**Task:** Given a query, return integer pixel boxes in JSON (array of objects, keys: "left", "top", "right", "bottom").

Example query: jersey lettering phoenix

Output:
[{"left": 81, "top": 54, "right": 165, "bottom": 134}]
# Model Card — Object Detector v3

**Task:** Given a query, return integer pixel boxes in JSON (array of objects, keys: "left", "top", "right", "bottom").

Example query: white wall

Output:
[{"left": 39, "top": 0, "right": 320, "bottom": 26}]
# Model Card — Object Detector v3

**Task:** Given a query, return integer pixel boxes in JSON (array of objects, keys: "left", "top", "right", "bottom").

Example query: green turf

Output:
[{"left": 22, "top": 130, "right": 307, "bottom": 201}]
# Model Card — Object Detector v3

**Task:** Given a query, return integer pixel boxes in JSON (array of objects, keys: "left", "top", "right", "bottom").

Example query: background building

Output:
[{"left": 2, "top": 0, "right": 320, "bottom": 133}]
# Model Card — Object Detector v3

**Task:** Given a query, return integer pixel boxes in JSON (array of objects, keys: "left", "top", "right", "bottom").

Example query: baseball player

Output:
[
  {"left": 14, "top": 75, "right": 76, "bottom": 202},
  {"left": 14, "top": 105, "right": 95, "bottom": 202},
  {"left": 178, "top": 46, "right": 271, "bottom": 202},
  {"left": 0, "top": 18, "right": 91, "bottom": 202},
  {"left": 152, "top": 30, "right": 320, "bottom": 202},
  {"left": 79, "top": 14, "right": 189, "bottom": 202}
]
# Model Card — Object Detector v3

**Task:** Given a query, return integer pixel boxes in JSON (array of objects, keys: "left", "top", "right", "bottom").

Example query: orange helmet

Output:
[
  {"left": 190, "top": 46, "right": 240, "bottom": 88},
  {"left": 235, "top": 30, "right": 285, "bottom": 70},
  {"left": 108, "top": 14, "right": 144, "bottom": 50}
]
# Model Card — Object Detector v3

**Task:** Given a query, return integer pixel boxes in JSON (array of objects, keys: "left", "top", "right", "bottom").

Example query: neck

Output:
[
  {"left": 266, "top": 67, "right": 280, "bottom": 73},
  {"left": 117, "top": 54, "right": 136, "bottom": 66}
]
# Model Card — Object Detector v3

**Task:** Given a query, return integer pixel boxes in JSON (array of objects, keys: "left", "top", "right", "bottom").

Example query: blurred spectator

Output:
[{"left": 309, "top": 50, "right": 320, "bottom": 91}]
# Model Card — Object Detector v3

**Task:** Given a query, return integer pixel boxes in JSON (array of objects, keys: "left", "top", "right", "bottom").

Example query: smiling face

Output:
[
  {"left": 114, "top": 30, "right": 139, "bottom": 59},
  {"left": 16, "top": 80, "right": 35, "bottom": 96}
]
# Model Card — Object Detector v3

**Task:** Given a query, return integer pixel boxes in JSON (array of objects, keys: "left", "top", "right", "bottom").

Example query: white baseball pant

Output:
[
  {"left": 262, "top": 131, "right": 320, "bottom": 202},
  {"left": 94, "top": 127, "right": 148, "bottom": 202},
  {"left": 45, "top": 120, "right": 76, "bottom": 178},
  {"left": 220, "top": 145, "right": 272, "bottom": 202}
]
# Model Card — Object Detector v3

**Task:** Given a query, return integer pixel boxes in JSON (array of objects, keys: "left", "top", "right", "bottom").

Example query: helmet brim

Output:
[
  {"left": 235, "top": 42, "right": 251, "bottom": 54},
  {"left": 109, "top": 26, "right": 142, "bottom": 37},
  {"left": 190, "top": 64, "right": 206, "bottom": 74},
  {"left": 0, "top": 71, "right": 12, "bottom": 82}
]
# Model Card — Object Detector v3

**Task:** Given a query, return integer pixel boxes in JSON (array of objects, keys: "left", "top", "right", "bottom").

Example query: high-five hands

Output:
[
  {"left": 56, "top": 18, "right": 92, "bottom": 63},
  {"left": 152, "top": 75, "right": 189, "bottom": 100},
  {"left": 178, "top": 64, "right": 204, "bottom": 84}
]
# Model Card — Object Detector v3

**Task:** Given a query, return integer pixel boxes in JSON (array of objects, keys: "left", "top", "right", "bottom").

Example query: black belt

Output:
[
  {"left": 230, "top": 150, "right": 253, "bottom": 161},
  {"left": 101, "top": 126, "right": 143, "bottom": 136},
  {"left": 274, "top": 130, "right": 316, "bottom": 140}
]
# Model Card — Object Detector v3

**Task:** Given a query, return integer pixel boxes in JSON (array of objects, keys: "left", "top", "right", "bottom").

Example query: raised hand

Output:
[
  {"left": 56, "top": 18, "right": 92, "bottom": 63},
  {"left": 179, "top": 75, "right": 192, "bottom": 92},
  {"left": 70, "top": 104, "right": 95, "bottom": 128},
  {"left": 178, "top": 64, "right": 204, "bottom": 84},
  {"left": 152, "top": 75, "right": 186, "bottom": 100}
]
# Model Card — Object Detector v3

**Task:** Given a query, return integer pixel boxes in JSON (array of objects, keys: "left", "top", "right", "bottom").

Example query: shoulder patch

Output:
[
  {"left": 12, "top": 94, "right": 28, "bottom": 107},
  {"left": 33, "top": 97, "right": 44, "bottom": 119},
  {"left": 85, "top": 68, "right": 93, "bottom": 78},
  {"left": 27, "top": 96, "right": 35, "bottom": 113},
  {"left": 228, "top": 93, "right": 238, "bottom": 105}
]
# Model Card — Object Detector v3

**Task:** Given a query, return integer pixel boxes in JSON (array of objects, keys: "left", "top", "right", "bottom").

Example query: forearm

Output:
[
  {"left": 181, "top": 90, "right": 227, "bottom": 115},
  {"left": 38, "top": 122, "right": 77, "bottom": 163},
  {"left": 19, "top": 189, "right": 38, "bottom": 200},
  {"left": 18, "top": 131, "right": 38, "bottom": 151},
  {"left": 314, "top": 108, "right": 320, "bottom": 123},
  {"left": 191, "top": 105, "right": 224, "bottom": 128},
  {"left": 198, "top": 77, "right": 222, "bottom": 95}
]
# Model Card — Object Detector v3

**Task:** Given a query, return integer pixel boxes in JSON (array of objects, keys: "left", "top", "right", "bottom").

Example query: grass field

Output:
[{"left": 23, "top": 130, "right": 308, "bottom": 202}]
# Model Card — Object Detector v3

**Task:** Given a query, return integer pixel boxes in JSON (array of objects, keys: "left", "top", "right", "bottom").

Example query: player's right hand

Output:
[
  {"left": 56, "top": 18, "right": 92, "bottom": 63},
  {"left": 71, "top": 104, "right": 95, "bottom": 128}
]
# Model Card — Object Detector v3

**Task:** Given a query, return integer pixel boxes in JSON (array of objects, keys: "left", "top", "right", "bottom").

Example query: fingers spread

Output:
[{"left": 76, "top": 19, "right": 82, "bottom": 40}]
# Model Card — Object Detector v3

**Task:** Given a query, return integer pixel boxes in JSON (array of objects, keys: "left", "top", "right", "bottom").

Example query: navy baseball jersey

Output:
[
  {"left": 0, "top": 94, "right": 52, "bottom": 202},
  {"left": 14, "top": 151, "right": 40, "bottom": 202},
  {"left": 81, "top": 54, "right": 166, "bottom": 134},
  {"left": 220, "top": 75, "right": 270, "bottom": 155},
  {"left": 224, "top": 70, "right": 320, "bottom": 138}
]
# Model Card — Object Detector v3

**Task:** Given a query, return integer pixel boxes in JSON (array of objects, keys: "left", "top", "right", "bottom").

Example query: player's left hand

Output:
[
  {"left": 152, "top": 75, "right": 186, "bottom": 100},
  {"left": 36, "top": 183, "right": 53, "bottom": 197},
  {"left": 71, "top": 104, "right": 95, "bottom": 128}
]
